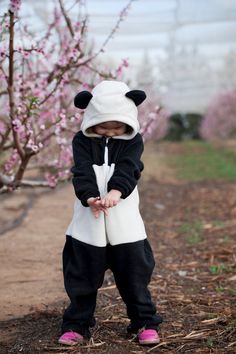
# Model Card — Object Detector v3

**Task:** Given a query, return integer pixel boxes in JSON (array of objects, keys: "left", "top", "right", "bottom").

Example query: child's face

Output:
[{"left": 93, "top": 121, "right": 127, "bottom": 137}]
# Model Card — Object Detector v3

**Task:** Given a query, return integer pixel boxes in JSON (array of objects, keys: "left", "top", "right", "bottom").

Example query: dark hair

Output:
[{"left": 126, "top": 125, "right": 133, "bottom": 134}]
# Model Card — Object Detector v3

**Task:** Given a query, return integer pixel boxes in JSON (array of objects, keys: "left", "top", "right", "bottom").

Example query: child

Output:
[{"left": 59, "top": 81, "right": 163, "bottom": 346}]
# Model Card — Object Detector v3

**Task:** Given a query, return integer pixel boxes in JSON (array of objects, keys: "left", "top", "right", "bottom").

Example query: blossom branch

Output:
[
  {"left": 78, "top": 0, "right": 134, "bottom": 65},
  {"left": 8, "top": 10, "right": 24, "bottom": 159},
  {"left": 0, "top": 0, "right": 152, "bottom": 192}
]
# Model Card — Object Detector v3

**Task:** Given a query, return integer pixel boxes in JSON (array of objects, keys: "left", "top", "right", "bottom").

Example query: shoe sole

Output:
[
  {"left": 58, "top": 339, "right": 83, "bottom": 346},
  {"left": 139, "top": 339, "right": 160, "bottom": 345}
]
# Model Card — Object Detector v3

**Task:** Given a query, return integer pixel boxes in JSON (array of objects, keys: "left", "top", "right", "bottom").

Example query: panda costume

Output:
[{"left": 61, "top": 81, "right": 163, "bottom": 337}]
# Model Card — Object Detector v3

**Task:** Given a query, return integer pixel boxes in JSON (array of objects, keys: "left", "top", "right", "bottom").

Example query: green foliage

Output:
[
  {"left": 206, "top": 337, "right": 214, "bottom": 348},
  {"left": 27, "top": 96, "right": 40, "bottom": 116},
  {"left": 215, "top": 287, "right": 235, "bottom": 295},
  {"left": 227, "top": 288, "right": 235, "bottom": 296},
  {"left": 223, "top": 235, "right": 230, "bottom": 243},
  {"left": 178, "top": 220, "right": 203, "bottom": 244},
  {"left": 209, "top": 264, "right": 233, "bottom": 274},
  {"left": 230, "top": 319, "right": 236, "bottom": 326},
  {"left": 215, "top": 286, "right": 225, "bottom": 293},
  {"left": 207, "top": 313, "right": 218, "bottom": 319},
  {"left": 165, "top": 113, "right": 203, "bottom": 141},
  {"left": 169, "top": 141, "right": 236, "bottom": 181}
]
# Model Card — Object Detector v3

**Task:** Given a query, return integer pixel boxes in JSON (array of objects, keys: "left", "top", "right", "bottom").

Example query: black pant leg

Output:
[
  {"left": 61, "top": 236, "right": 106, "bottom": 336},
  {"left": 108, "top": 239, "right": 163, "bottom": 332}
]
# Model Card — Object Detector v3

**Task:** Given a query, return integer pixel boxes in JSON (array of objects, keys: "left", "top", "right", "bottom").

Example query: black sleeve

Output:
[
  {"left": 107, "top": 133, "right": 144, "bottom": 199},
  {"left": 71, "top": 132, "right": 100, "bottom": 206}
]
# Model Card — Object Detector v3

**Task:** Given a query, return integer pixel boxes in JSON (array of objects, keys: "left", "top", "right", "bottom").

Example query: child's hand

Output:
[
  {"left": 87, "top": 197, "right": 108, "bottom": 218},
  {"left": 101, "top": 190, "right": 121, "bottom": 208}
]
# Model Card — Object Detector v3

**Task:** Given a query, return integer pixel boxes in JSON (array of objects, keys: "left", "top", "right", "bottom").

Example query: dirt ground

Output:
[{"left": 0, "top": 142, "right": 236, "bottom": 353}]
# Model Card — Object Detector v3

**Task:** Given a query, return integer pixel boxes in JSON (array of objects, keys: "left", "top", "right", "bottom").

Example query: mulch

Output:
[{"left": 1, "top": 179, "right": 236, "bottom": 353}]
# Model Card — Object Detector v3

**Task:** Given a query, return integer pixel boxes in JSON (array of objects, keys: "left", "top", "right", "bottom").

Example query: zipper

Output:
[
  {"left": 104, "top": 137, "right": 110, "bottom": 166},
  {"left": 104, "top": 137, "right": 110, "bottom": 245}
]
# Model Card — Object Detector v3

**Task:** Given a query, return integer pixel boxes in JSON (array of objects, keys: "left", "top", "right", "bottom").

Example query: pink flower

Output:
[
  {"left": 201, "top": 89, "right": 236, "bottom": 140},
  {"left": 4, "top": 149, "right": 19, "bottom": 173},
  {"left": 82, "top": 83, "right": 90, "bottom": 90},
  {"left": 9, "top": 0, "right": 22, "bottom": 14},
  {"left": 45, "top": 172, "right": 58, "bottom": 188},
  {"left": 12, "top": 118, "right": 23, "bottom": 132},
  {"left": 0, "top": 121, "right": 6, "bottom": 134},
  {"left": 1, "top": 0, "right": 140, "bottom": 188},
  {"left": 122, "top": 58, "right": 129, "bottom": 67},
  {"left": 0, "top": 48, "right": 7, "bottom": 59},
  {"left": 116, "top": 67, "right": 123, "bottom": 77},
  {"left": 26, "top": 139, "right": 39, "bottom": 153},
  {"left": 31, "top": 145, "right": 39, "bottom": 152},
  {"left": 22, "top": 50, "right": 30, "bottom": 59}
]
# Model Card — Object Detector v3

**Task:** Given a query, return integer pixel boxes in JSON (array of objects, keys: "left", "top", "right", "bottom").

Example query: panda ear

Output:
[
  {"left": 74, "top": 91, "right": 93, "bottom": 109},
  {"left": 125, "top": 90, "right": 146, "bottom": 106}
]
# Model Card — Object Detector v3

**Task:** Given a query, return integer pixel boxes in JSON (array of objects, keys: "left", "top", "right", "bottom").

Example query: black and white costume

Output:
[{"left": 62, "top": 81, "right": 162, "bottom": 337}]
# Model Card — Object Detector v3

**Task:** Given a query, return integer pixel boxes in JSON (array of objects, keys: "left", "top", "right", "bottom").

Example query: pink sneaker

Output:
[
  {"left": 58, "top": 331, "right": 83, "bottom": 346},
  {"left": 138, "top": 329, "right": 160, "bottom": 345}
]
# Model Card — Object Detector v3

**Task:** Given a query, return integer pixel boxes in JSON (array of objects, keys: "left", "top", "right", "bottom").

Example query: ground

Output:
[{"left": 0, "top": 141, "right": 235, "bottom": 353}]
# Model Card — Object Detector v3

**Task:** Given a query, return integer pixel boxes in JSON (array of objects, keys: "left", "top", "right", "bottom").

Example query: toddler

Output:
[{"left": 59, "top": 81, "right": 163, "bottom": 346}]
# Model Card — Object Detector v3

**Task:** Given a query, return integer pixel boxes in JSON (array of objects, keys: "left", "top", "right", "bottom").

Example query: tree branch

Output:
[
  {"left": 8, "top": 10, "right": 25, "bottom": 159},
  {"left": 58, "top": 0, "right": 74, "bottom": 37},
  {"left": 78, "top": 0, "right": 134, "bottom": 66},
  {"left": 13, "top": 152, "right": 35, "bottom": 188},
  {"left": 0, "top": 126, "right": 11, "bottom": 151}
]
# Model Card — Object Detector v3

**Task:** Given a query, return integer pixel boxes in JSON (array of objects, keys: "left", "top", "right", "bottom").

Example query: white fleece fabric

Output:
[{"left": 66, "top": 140, "right": 147, "bottom": 247}]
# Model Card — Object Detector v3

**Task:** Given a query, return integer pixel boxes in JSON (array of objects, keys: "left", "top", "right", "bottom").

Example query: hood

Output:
[{"left": 80, "top": 81, "right": 140, "bottom": 140}]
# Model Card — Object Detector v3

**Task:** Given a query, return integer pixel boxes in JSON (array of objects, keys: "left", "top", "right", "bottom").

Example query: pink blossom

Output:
[
  {"left": 115, "top": 58, "right": 129, "bottom": 77},
  {"left": 139, "top": 97, "right": 169, "bottom": 142},
  {"left": 122, "top": 58, "right": 129, "bottom": 67},
  {"left": 82, "top": 83, "right": 90, "bottom": 90},
  {"left": 57, "top": 145, "right": 72, "bottom": 168},
  {"left": 200, "top": 89, "right": 236, "bottom": 140},
  {"left": 116, "top": 67, "right": 123, "bottom": 77},
  {"left": 0, "top": 48, "right": 7, "bottom": 59},
  {"left": 0, "top": 121, "right": 6, "bottom": 134},
  {"left": 22, "top": 50, "right": 30, "bottom": 59},
  {"left": 0, "top": 72, "right": 6, "bottom": 81},
  {"left": 45, "top": 172, "right": 58, "bottom": 188},
  {"left": 12, "top": 118, "right": 24, "bottom": 133},
  {"left": 56, "top": 136, "right": 67, "bottom": 145},
  {"left": 31, "top": 145, "right": 39, "bottom": 152},
  {"left": 4, "top": 149, "right": 19, "bottom": 173},
  {"left": 9, "top": 0, "right": 22, "bottom": 14},
  {"left": 1, "top": 0, "right": 147, "bottom": 189},
  {"left": 26, "top": 139, "right": 39, "bottom": 153},
  {"left": 120, "top": 9, "right": 129, "bottom": 18},
  {"left": 58, "top": 169, "right": 70, "bottom": 180}
]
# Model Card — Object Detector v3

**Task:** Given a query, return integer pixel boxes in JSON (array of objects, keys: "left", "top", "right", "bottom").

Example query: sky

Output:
[
  {"left": 81, "top": 0, "right": 236, "bottom": 112},
  {"left": 85, "top": 0, "right": 236, "bottom": 57},
  {"left": 1, "top": 0, "right": 236, "bottom": 112}
]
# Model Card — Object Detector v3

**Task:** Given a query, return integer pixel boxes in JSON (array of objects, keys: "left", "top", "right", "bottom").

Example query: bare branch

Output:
[
  {"left": 78, "top": 0, "right": 134, "bottom": 65},
  {"left": 0, "top": 90, "right": 8, "bottom": 96},
  {"left": 20, "top": 179, "right": 50, "bottom": 187},
  {"left": 58, "top": 0, "right": 74, "bottom": 37},
  {"left": 0, "top": 178, "right": 50, "bottom": 193},
  {"left": 13, "top": 152, "right": 35, "bottom": 187},
  {"left": 0, "top": 126, "right": 11, "bottom": 151},
  {"left": 84, "top": 64, "right": 115, "bottom": 80}
]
